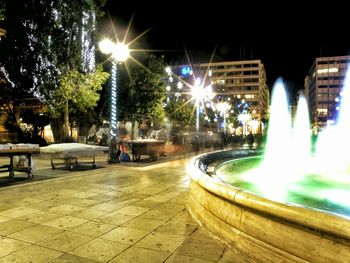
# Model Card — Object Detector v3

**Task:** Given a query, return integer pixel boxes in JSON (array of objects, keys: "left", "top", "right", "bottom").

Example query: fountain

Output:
[{"left": 187, "top": 74, "right": 350, "bottom": 262}]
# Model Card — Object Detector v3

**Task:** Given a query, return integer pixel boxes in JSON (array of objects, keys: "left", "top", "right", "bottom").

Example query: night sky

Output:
[{"left": 102, "top": 1, "right": 350, "bottom": 99}]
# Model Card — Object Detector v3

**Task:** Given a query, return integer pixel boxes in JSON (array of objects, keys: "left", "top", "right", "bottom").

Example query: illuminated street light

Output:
[
  {"left": 238, "top": 112, "right": 251, "bottom": 137},
  {"left": 216, "top": 102, "right": 231, "bottom": 134},
  {"left": 99, "top": 39, "right": 130, "bottom": 163},
  {"left": 249, "top": 119, "right": 260, "bottom": 134},
  {"left": 190, "top": 78, "right": 214, "bottom": 138}
]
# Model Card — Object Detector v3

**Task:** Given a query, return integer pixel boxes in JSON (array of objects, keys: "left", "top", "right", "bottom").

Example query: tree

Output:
[
  {"left": 48, "top": 66, "right": 109, "bottom": 141},
  {"left": 118, "top": 55, "right": 167, "bottom": 138},
  {"left": 165, "top": 99, "right": 195, "bottom": 129},
  {"left": 0, "top": 0, "right": 108, "bottom": 142},
  {"left": 35, "top": 0, "right": 108, "bottom": 141},
  {"left": 0, "top": 1, "right": 5, "bottom": 21}
]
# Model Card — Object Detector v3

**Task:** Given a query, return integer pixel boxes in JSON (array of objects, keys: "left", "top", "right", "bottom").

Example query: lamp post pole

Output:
[
  {"left": 195, "top": 101, "right": 200, "bottom": 139},
  {"left": 191, "top": 78, "right": 203, "bottom": 147},
  {"left": 190, "top": 78, "right": 214, "bottom": 151},
  {"left": 217, "top": 102, "right": 231, "bottom": 135},
  {"left": 110, "top": 61, "right": 117, "bottom": 138},
  {"left": 99, "top": 39, "right": 129, "bottom": 163},
  {"left": 108, "top": 61, "right": 118, "bottom": 163},
  {"left": 238, "top": 112, "right": 251, "bottom": 138}
]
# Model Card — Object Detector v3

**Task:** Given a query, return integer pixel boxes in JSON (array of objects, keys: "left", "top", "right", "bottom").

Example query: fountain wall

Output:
[{"left": 187, "top": 150, "right": 350, "bottom": 262}]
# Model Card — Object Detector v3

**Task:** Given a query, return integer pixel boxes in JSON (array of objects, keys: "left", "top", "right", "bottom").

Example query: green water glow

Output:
[{"left": 216, "top": 156, "right": 350, "bottom": 218}]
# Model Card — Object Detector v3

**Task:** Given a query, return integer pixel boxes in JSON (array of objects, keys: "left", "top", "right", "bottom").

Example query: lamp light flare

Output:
[
  {"left": 99, "top": 39, "right": 115, "bottom": 54},
  {"left": 217, "top": 102, "right": 231, "bottom": 113},
  {"left": 99, "top": 39, "right": 130, "bottom": 62},
  {"left": 165, "top": 66, "right": 172, "bottom": 74},
  {"left": 112, "top": 43, "right": 130, "bottom": 62}
]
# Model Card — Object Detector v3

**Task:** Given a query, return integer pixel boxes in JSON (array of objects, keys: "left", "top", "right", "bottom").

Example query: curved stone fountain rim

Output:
[{"left": 188, "top": 149, "right": 350, "bottom": 240}]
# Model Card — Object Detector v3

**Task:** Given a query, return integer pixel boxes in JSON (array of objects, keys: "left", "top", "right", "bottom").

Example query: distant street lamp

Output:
[
  {"left": 216, "top": 102, "right": 231, "bottom": 134},
  {"left": 99, "top": 39, "right": 130, "bottom": 163},
  {"left": 190, "top": 78, "right": 214, "bottom": 139},
  {"left": 238, "top": 112, "right": 251, "bottom": 137}
]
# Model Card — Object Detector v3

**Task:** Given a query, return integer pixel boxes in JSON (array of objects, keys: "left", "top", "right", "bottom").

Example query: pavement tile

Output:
[
  {"left": 69, "top": 221, "right": 116, "bottom": 237},
  {"left": 69, "top": 191, "right": 98, "bottom": 199},
  {"left": 56, "top": 189, "right": 81, "bottom": 196},
  {"left": 0, "top": 215, "right": 10, "bottom": 223},
  {"left": 42, "top": 215, "right": 88, "bottom": 230},
  {"left": 14, "top": 197, "right": 43, "bottom": 206},
  {"left": 135, "top": 232, "right": 186, "bottom": 253},
  {"left": 19, "top": 210, "right": 62, "bottom": 224},
  {"left": 36, "top": 231, "right": 93, "bottom": 252},
  {"left": 50, "top": 253, "right": 99, "bottom": 263},
  {"left": 69, "top": 238, "right": 129, "bottom": 262},
  {"left": 29, "top": 200, "right": 61, "bottom": 210},
  {"left": 164, "top": 253, "right": 216, "bottom": 263},
  {"left": 8, "top": 224, "right": 63, "bottom": 243},
  {"left": 140, "top": 208, "right": 181, "bottom": 220},
  {"left": 219, "top": 247, "right": 255, "bottom": 263},
  {"left": 100, "top": 226, "right": 149, "bottom": 245},
  {"left": 167, "top": 210, "right": 197, "bottom": 225},
  {"left": 145, "top": 192, "right": 182, "bottom": 202},
  {"left": 95, "top": 212, "right": 136, "bottom": 226},
  {"left": 131, "top": 199, "right": 162, "bottom": 208},
  {"left": 190, "top": 228, "right": 215, "bottom": 240},
  {"left": 63, "top": 198, "right": 101, "bottom": 208},
  {"left": 114, "top": 205, "right": 149, "bottom": 216},
  {"left": 176, "top": 237, "right": 226, "bottom": 261},
  {"left": 109, "top": 246, "right": 169, "bottom": 263},
  {"left": 121, "top": 216, "right": 165, "bottom": 232},
  {"left": 0, "top": 156, "right": 241, "bottom": 262},
  {"left": 0, "top": 236, "right": 30, "bottom": 258},
  {"left": 89, "top": 202, "right": 122, "bottom": 212},
  {"left": 47, "top": 204, "right": 83, "bottom": 215},
  {"left": 104, "top": 190, "right": 127, "bottom": 197},
  {"left": 87, "top": 194, "right": 115, "bottom": 202},
  {"left": 69, "top": 208, "right": 109, "bottom": 220},
  {"left": 0, "top": 207, "right": 41, "bottom": 218},
  {"left": 0, "top": 219, "right": 37, "bottom": 236},
  {"left": 0, "top": 244, "right": 63, "bottom": 263},
  {"left": 154, "top": 221, "right": 198, "bottom": 237}
]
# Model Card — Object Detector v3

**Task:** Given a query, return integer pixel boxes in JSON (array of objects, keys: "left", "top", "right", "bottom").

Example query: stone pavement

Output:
[{"left": 0, "top": 154, "right": 250, "bottom": 262}]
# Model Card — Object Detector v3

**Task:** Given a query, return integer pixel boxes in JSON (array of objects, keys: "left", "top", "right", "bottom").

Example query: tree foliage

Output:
[
  {"left": 164, "top": 100, "right": 195, "bottom": 127},
  {"left": 118, "top": 55, "right": 167, "bottom": 126},
  {"left": 49, "top": 66, "right": 109, "bottom": 117},
  {"left": 0, "top": 0, "right": 108, "bottom": 141},
  {"left": 0, "top": 1, "right": 5, "bottom": 21}
]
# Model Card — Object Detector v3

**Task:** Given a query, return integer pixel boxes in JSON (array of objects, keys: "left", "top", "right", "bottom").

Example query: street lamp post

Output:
[
  {"left": 99, "top": 39, "right": 129, "bottom": 163},
  {"left": 190, "top": 78, "right": 214, "bottom": 150},
  {"left": 190, "top": 78, "right": 206, "bottom": 140},
  {"left": 216, "top": 102, "right": 231, "bottom": 135},
  {"left": 238, "top": 112, "right": 251, "bottom": 137}
]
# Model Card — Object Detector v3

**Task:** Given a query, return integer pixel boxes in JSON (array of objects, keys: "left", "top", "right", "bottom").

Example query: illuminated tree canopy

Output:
[
  {"left": 0, "top": 0, "right": 108, "bottom": 141},
  {"left": 118, "top": 55, "right": 167, "bottom": 126}
]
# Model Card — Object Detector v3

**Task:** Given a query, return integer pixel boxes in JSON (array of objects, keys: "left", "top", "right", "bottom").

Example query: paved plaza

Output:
[{"left": 0, "top": 153, "right": 250, "bottom": 262}]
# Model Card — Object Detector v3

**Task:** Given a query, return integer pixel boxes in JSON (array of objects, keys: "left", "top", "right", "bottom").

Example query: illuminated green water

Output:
[{"left": 216, "top": 156, "right": 350, "bottom": 218}]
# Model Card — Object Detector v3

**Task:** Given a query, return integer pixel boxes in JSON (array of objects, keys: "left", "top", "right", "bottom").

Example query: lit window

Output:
[
  {"left": 317, "top": 68, "right": 339, "bottom": 74},
  {"left": 317, "top": 108, "right": 328, "bottom": 114}
]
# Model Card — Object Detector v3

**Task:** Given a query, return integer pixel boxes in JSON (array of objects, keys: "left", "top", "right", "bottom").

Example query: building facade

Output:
[
  {"left": 197, "top": 60, "right": 269, "bottom": 122},
  {"left": 167, "top": 59, "right": 269, "bottom": 134},
  {"left": 306, "top": 55, "right": 350, "bottom": 127},
  {"left": 0, "top": 27, "right": 5, "bottom": 39}
]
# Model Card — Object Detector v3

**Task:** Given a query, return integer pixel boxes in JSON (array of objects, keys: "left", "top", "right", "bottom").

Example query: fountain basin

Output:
[{"left": 187, "top": 149, "right": 350, "bottom": 262}]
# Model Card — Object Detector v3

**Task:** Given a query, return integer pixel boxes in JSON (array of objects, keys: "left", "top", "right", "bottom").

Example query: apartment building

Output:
[
  {"left": 198, "top": 60, "right": 269, "bottom": 121},
  {"left": 306, "top": 55, "right": 350, "bottom": 127},
  {"left": 169, "top": 60, "right": 269, "bottom": 125},
  {"left": 0, "top": 27, "right": 5, "bottom": 39}
]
